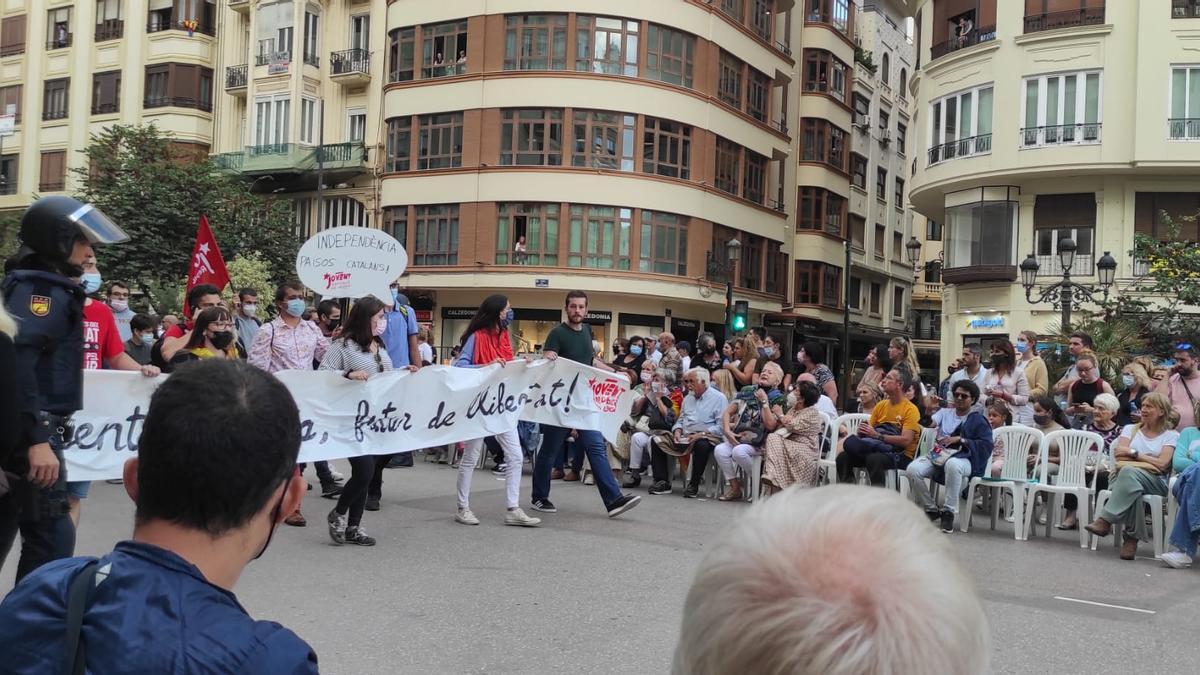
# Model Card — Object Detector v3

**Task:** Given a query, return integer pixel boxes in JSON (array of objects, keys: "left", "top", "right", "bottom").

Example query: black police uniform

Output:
[{"left": 0, "top": 267, "right": 85, "bottom": 580}]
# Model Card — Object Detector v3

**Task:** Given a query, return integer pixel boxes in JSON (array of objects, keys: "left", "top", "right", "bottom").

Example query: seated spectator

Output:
[
  {"left": 836, "top": 368, "right": 921, "bottom": 486},
  {"left": 671, "top": 485, "right": 989, "bottom": 675},
  {"left": 856, "top": 380, "right": 883, "bottom": 413},
  {"left": 762, "top": 381, "right": 826, "bottom": 493},
  {"left": 648, "top": 368, "right": 729, "bottom": 498},
  {"left": 1085, "top": 393, "right": 1180, "bottom": 560},
  {"left": 795, "top": 372, "right": 838, "bottom": 419},
  {"left": 986, "top": 401, "right": 1011, "bottom": 478},
  {"left": 1163, "top": 461, "right": 1200, "bottom": 569},
  {"left": 1059, "top": 393, "right": 1121, "bottom": 530},
  {"left": 1174, "top": 425, "right": 1200, "bottom": 474},
  {"left": 905, "top": 380, "right": 993, "bottom": 533},
  {"left": 1027, "top": 394, "right": 1068, "bottom": 474},
  {"left": 1067, "top": 353, "right": 1113, "bottom": 428},
  {"left": 123, "top": 313, "right": 159, "bottom": 366},
  {"left": 624, "top": 365, "right": 680, "bottom": 488},
  {"left": 1117, "top": 361, "right": 1153, "bottom": 426},
  {"left": 0, "top": 359, "right": 318, "bottom": 673},
  {"left": 714, "top": 363, "right": 786, "bottom": 501}
]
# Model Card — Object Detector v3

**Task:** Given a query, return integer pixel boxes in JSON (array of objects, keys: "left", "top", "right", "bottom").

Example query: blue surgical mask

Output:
[
  {"left": 500, "top": 308, "right": 514, "bottom": 328},
  {"left": 285, "top": 298, "right": 306, "bottom": 318},
  {"left": 391, "top": 288, "right": 401, "bottom": 304},
  {"left": 758, "top": 347, "right": 772, "bottom": 359},
  {"left": 1015, "top": 341, "right": 1028, "bottom": 354},
  {"left": 81, "top": 272, "right": 102, "bottom": 295},
  {"left": 141, "top": 333, "right": 155, "bottom": 347},
  {"left": 1121, "top": 374, "right": 1135, "bottom": 389},
  {"left": 630, "top": 345, "right": 643, "bottom": 356}
]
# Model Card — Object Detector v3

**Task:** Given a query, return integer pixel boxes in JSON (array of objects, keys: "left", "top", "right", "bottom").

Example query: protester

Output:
[
  {"left": 1058, "top": 393, "right": 1120, "bottom": 530},
  {"left": 721, "top": 341, "right": 734, "bottom": 364},
  {"left": 672, "top": 485, "right": 989, "bottom": 675},
  {"left": 837, "top": 368, "right": 921, "bottom": 486},
  {"left": 906, "top": 380, "right": 993, "bottom": 533},
  {"left": 532, "top": 290, "right": 641, "bottom": 517},
  {"left": 858, "top": 345, "right": 890, "bottom": 389},
  {"left": 722, "top": 337, "right": 757, "bottom": 386},
  {"left": 648, "top": 367, "right": 728, "bottom": 498},
  {"left": 1066, "top": 353, "right": 1113, "bottom": 428},
  {"left": 937, "top": 359, "right": 962, "bottom": 402},
  {"left": 234, "top": 287, "right": 261, "bottom": 356},
  {"left": 1052, "top": 330, "right": 1094, "bottom": 399},
  {"left": 451, "top": 294, "right": 540, "bottom": 528},
  {"left": 160, "top": 313, "right": 179, "bottom": 335},
  {"left": 123, "top": 313, "right": 158, "bottom": 365},
  {"left": 1163, "top": 461, "right": 1200, "bottom": 569},
  {"left": 0, "top": 359, "right": 319, "bottom": 672},
  {"left": 319, "top": 296, "right": 398, "bottom": 546},
  {"left": 1117, "top": 361, "right": 1153, "bottom": 426},
  {"left": 761, "top": 381, "right": 825, "bottom": 492},
  {"left": 315, "top": 299, "right": 341, "bottom": 338},
  {"left": 798, "top": 341, "right": 838, "bottom": 403},
  {"left": 714, "top": 363, "right": 786, "bottom": 501},
  {"left": 1027, "top": 394, "right": 1068, "bottom": 483},
  {"left": 106, "top": 280, "right": 135, "bottom": 342},
  {"left": 1174, "top": 424, "right": 1200, "bottom": 474},
  {"left": 983, "top": 339, "right": 1029, "bottom": 419},
  {"left": 1157, "top": 343, "right": 1200, "bottom": 431},
  {"left": 624, "top": 365, "right": 680, "bottom": 488},
  {"left": 376, "top": 282, "right": 423, "bottom": 479},
  {"left": 1015, "top": 330, "right": 1049, "bottom": 424},
  {"left": 1085, "top": 393, "right": 1179, "bottom": 560},
  {"left": 159, "top": 284, "right": 223, "bottom": 363},
  {"left": 167, "top": 306, "right": 241, "bottom": 368}
]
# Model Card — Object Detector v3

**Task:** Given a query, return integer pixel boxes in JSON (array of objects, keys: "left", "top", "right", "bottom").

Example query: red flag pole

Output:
[{"left": 186, "top": 214, "right": 231, "bottom": 295}]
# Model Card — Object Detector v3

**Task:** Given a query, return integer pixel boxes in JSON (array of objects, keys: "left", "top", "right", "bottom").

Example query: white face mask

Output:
[
  {"left": 640, "top": 371, "right": 654, "bottom": 384},
  {"left": 242, "top": 304, "right": 257, "bottom": 316}
]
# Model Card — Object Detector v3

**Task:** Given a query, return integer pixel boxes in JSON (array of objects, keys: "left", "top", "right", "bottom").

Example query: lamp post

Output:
[
  {"left": 904, "top": 236, "right": 942, "bottom": 339},
  {"left": 1020, "top": 238, "right": 1117, "bottom": 332},
  {"left": 707, "top": 238, "right": 742, "bottom": 338}
]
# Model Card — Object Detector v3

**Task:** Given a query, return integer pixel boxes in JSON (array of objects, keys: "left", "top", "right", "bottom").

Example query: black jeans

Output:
[
  {"left": 368, "top": 453, "right": 397, "bottom": 501},
  {"left": 836, "top": 436, "right": 911, "bottom": 486},
  {"left": 336, "top": 455, "right": 379, "bottom": 528},
  {"left": 0, "top": 432, "right": 76, "bottom": 582},
  {"left": 650, "top": 439, "right": 716, "bottom": 488}
]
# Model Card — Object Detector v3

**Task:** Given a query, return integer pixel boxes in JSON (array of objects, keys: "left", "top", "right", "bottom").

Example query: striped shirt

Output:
[{"left": 318, "top": 338, "right": 393, "bottom": 375}]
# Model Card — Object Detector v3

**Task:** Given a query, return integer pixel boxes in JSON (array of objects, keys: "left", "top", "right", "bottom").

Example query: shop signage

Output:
[
  {"left": 534, "top": 278, "right": 550, "bottom": 288},
  {"left": 441, "top": 307, "right": 476, "bottom": 319},
  {"left": 965, "top": 316, "right": 1005, "bottom": 330},
  {"left": 764, "top": 317, "right": 796, "bottom": 328},
  {"left": 585, "top": 311, "right": 612, "bottom": 322},
  {"left": 415, "top": 310, "right": 432, "bottom": 323},
  {"left": 672, "top": 318, "right": 699, "bottom": 330}
]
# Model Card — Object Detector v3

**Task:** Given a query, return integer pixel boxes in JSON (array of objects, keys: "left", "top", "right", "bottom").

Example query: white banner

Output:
[{"left": 64, "top": 359, "right": 634, "bottom": 481}]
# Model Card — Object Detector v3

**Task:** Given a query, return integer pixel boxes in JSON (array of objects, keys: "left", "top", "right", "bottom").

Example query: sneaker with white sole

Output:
[
  {"left": 504, "top": 508, "right": 542, "bottom": 527},
  {"left": 530, "top": 499, "right": 557, "bottom": 513},
  {"left": 1161, "top": 550, "right": 1194, "bottom": 569},
  {"left": 329, "top": 469, "right": 346, "bottom": 482},
  {"left": 455, "top": 508, "right": 480, "bottom": 526},
  {"left": 327, "top": 508, "right": 348, "bottom": 545},
  {"left": 344, "top": 526, "right": 376, "bottom": 546}
]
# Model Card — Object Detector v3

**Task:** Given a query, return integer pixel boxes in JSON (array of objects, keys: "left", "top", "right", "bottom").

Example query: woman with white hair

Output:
[
  {"left": 1058, "top": 392, "right": 1121, "bottom": 530},
  {"left": 713, "top": 362, "right": 786, "bottom": 501}
]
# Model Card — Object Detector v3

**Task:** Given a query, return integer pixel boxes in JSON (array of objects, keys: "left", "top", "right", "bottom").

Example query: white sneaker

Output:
[
  {"left": 504, "top": 508, "right": 542, "bottom": 527},
  {"left": 329, "top": 468, "right": 346, "bottom": 482},
  {"left": 1161, "top": 551, "right": 1193, "bottom": 569},
  {"left": 455, "top": 508, "right": 480, "bottom": 526}
]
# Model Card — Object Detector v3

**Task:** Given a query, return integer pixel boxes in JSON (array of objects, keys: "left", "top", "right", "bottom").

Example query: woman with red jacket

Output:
[{"left": 453, "top": 294, "right": 541, "bottom": 528}]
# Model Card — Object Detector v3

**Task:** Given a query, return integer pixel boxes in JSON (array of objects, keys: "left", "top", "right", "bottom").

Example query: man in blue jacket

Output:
[{"left": 0, "top": 359, "right": 319, "bottom": 674}]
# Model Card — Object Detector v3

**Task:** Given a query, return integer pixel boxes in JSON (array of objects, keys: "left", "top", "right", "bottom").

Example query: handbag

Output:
[{"left": 929, "top": 422, "right": 964, "bottom": 467}]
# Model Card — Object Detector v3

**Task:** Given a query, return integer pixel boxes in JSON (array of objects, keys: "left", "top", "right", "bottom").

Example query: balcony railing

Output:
[
  {"left": 1021, "top": 122, "right": 1102, "bottom": 148},
  {"left": 226, "top": 65, "right": 247, "bottom": 89},
  {"left": 91, "top": 102, "right": 118, "bottom": 115},
  {"left": 211, "top": 143, "right": 367, "bottom": 174},
  {"left": 330, "top": 48, "right": 369, "bottom": 76},
  {"left": 422, "top": 62, "right": 467, "bottom": 78},
  {"left": 0, "top": 178, "right": 15, "bottom": 195},
  {"left": 47, "top": 35, "right": 72, "bottom": 50},
  {"left": 930, "top": 26, "right": 996, "bottom": 60},
  {"left": 43, "top": 109, "right": 68, "bottom": 121},
  {"left": 147, "top": 20, "right": 215, "bottom": 36},
  {"left": 918, "top": 282, "right": 944, "bottom": 296},
  {"left": 1168, "top": 118, "right": 1200, "bottom": 139},
  {"left": 1024, "top": 7, "right": 1106, "bottom": 33},
  {"left": 802, "top": 80, "right": 846, "bottom": 103},
  {"left": 927, "top": 134, "right": 992, "bottom": 165},
  {"left": 95, "top": 19, "right": 124, "bottom": 42},
  {"left": 1174, "top": 2, "right": 1200, "bottom": 19},
  {"left": 1036, "top": 252, "right": 1094, "bottom": 277},
  {"left": 144, "top": 96, "right": 213, "bottom": 112},
  {"left": 805, "top": 11, "right": 851, "bottom": 39},
  {"left": 303, "top": 52, "right": 319, "bottom": 68}
]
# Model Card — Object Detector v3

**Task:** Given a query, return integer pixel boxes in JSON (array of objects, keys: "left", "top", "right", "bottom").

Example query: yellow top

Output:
[{"left": 869, "top": 398, "right": 923, "bottom": 459}]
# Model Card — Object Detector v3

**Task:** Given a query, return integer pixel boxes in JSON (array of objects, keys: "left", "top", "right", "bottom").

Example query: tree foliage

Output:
[
  {"left": 0, "top": 211, "right": 18, "bottom": 264},
  {"left": 72, "top": 124, "right": 299, "bottom": 310}
]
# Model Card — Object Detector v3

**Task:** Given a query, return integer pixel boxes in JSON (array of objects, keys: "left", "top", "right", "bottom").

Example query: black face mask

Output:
[
  {"left": 254, "top": 477, "right": 291, "bottom": 561},
  {"left": 326, "top": 318, "right": 341, "bottom": 331},
  {"left": 209, "top": 330, "right": 235, "bottom": 350}
]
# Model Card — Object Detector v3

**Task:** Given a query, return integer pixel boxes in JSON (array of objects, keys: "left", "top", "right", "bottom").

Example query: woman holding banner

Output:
[
  {"left": 165, "top": 306, "right": 241, "bottom": 370},
  {"left": 452, "top": 294, "right": 542, "bottom": 528},
  {"left": 319, "top": 296, "right": 396, "bottom": 547}
]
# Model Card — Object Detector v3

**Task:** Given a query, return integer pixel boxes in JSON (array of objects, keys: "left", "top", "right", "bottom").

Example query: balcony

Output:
[
  {"left": 1168, "top": 118, "right": 1200, "bottom": 140},
  {"left": 330, "top": 48, "right": 370, "bottom": 85},
  {"left": 303, "top": 52, "right": 319, "bottom": 68},
  {"left": 1020, "top": 122, "right": 1102, "bottom": 148},
  {"left": 211, "top": 143, "right": 367, "bottom": 176},
  {"left": 47, "top": 34, "right": 72, "bottom": 51},
  {"left": 91, "top": 102, "right": 118, "bottom": 115},
  {"left": 226, "top": 65, "right": 247, "bottom": 94},
  {"left": 927, "top": 134, "right": 992, "bottom": 166},
  {"left": 916, "top": 281, "right": 943, "bottom": 297},
  {"left": 930, "top": 26, "right": 996, "bottom": 61},
  {"left": 230, "top": 0, "right": 250, "bottom": 14},
  {"left": 144, "top": 96, "right": 212, "bottom": 113},
  {"left": 95, "top": 19, "right": 124, "bottom": 42},
  {"left": 146, "top": 20, "right": 215, "bottom": 37},
  {"left": 1024, "top": 7, "right": 1105, "bottom": 33},
  {"left": 1035, "top": 252, "right": 1094, "bottom": 277}
]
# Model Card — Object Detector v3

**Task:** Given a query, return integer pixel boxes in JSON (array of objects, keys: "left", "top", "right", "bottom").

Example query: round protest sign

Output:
[{"left": 296, "top": 226, "right": 407, "bottom": 300}]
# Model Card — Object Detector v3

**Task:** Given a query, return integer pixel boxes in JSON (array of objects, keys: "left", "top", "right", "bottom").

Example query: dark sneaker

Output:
[
  {"left": 320, "top": 480, "right": 343, "bottom": 499},
  {"left": 648, "top": 481, "right": 673, "bottom": 495},
  {"left": 491, "top": 463, "right": 508, "bottom": 477},
  {"left": 924, "top": 508, "right": 942, "bottom": 522},
  {"left": 607, "top": 494, "right": 642, "bottom": 518},
  {"left": 940, "top": 509, "right": 956, "bottom": 533},
  {"left": 364, "top": 495, "right": 381, "bottom": 511},
  {"left": 531, "top": 498, "right": 558, "bottom": 513},
  {"left": 345, "top": 526, "right": 377, "bottom": 546},
  {"left": 622, "top": 473, "right": 642, "bottom": 489},
  {"left": 683, "top": 484, "right": 699, "bottom": 499},
  {"left": 327, "top": 508, "right": 347, "bottom": 545}
]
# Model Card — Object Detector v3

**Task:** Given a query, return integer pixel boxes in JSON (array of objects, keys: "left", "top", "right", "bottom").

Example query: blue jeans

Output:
[
  {"left": 1170, "top": 464, "right": 1200, "bottom": 556},
  {"left": 533, "top": 426, "right": 621, "bottom": 507},
  {"left": 906, "top": 456, "right": 972, "bottom": 513},
  {"left": 0, "top": 432, "right": 77, "bottom": 582}
]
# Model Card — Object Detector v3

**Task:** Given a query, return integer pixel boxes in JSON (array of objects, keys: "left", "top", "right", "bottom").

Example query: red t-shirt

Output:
[
  {"left": 164, "top": 322, "right": 185, "bottom": 339},
  {"left": 83, "top": 300, "right": 125, "bottom": 370}
]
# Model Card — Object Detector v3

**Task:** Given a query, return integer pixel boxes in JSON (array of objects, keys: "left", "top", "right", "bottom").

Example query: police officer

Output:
[{"left": 0, "top": 195, "right": 128, "bottom": 581}]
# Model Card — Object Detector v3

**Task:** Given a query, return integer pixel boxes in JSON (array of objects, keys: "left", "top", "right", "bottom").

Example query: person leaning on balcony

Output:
[{"left": 956, "top": 16, "right": 974, "bottom": 48}]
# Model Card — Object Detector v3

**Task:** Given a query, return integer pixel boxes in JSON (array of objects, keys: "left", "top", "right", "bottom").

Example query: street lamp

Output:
[
  {"left": 1020, "top": 237, "right": 1117, "bottom": 331},
  {"left": 903, "top": 236, "right": 943, "bottom": 339},
  {"left": 707, "top": 238, "right": 742, "bottom": 338}
]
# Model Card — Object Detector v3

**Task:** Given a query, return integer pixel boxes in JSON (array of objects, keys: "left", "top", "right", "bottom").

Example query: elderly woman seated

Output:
[
  {"left": 713, "top": 362, "right": 786, "bottom": 501},
  {"left": 1085, "top": 393, "right": 1180, "bottom": 560},
  {"left": 905, "top": 380, "right": 993, "bottom": 534},
  {"left": 761, "top": 381, "right": 826, "bottom": 493},
  {"left": 622, "top": 365, "right": 680, "bottom": 488},
  {"left": 1058, "top": 392, "right": 1122, "bottom": 530}
]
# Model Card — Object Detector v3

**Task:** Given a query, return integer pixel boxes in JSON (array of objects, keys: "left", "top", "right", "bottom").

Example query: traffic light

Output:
[{"left": 731, "top": 300, "right": 749, "bottom": 334}]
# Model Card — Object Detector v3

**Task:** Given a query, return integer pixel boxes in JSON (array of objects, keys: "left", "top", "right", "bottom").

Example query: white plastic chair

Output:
[
  {"left": 898, "top": 428, "right": 939, "bottom": 499},
  {"left": 1022, "top": 429, "right": 1104, "bottom": 548},
  {"left": 820, "top": 413, "right": 869, "bottom": 485},
  {"left": 1091, "top": 489, "right": 1168, "bottom": 559},
  {"left": 963, "top": 426, "right": 1044, "bottom": 539}
]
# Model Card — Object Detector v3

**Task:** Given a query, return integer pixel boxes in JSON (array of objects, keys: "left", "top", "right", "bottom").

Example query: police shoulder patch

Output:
[{"left": 29, "top": 294, "right": 51, "bottom": 317}]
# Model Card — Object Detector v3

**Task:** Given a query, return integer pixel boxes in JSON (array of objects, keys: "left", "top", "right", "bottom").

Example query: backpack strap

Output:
[{"left": 63, "top": 561, "right": 101, "bottom": 675}]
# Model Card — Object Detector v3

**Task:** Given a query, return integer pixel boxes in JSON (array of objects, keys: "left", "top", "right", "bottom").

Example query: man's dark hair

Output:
[
  {"left": 565, "top": 289, "right": 588, "bottom": 306},
  {"left": 803, "top": 341, "right": 826, "bottom": 365},
  {"left": 317, "top": 299, "right": 339, "bottom": 320},
  {"left": 1174, "top": 341, "right": 1197, "bottom": 358},
  {"left": 796, "top": 381, "right": 820, "bottom": 408},
  {"left": 677, "top": 341, "right": 691, "bottom": 354},
  {"left": 963, "top": 344, "right": 982, "bottom": 358},
  {"left": 135, "top": 360, "right": 300, "bottom": 535},
  {"left": 750, "top": 327, "right": 767, "bottom": 340},
  {"left": 274, "top": 280, "right": 305, "bottom": 303},
  {"left": 186, "top": 283, "right": 221, "bottom": 313},
  {"left": 130, "top": 313, "right": 157, "bottom": 333},
  {"left": 1070, "top": 331, "right": 1094, "bottom": 349},
  {"left": 238, "top": 287, "right": 258, "bottom": 303},
  {"left": 872, "top": 344, "right": 893, "bottom": 370},
  {"left": 107, "top": 281, "right": 129, "bottom": 295},
  {"left": 952, "top": 379, "right": 980, "bottom": 403},
  {"left": 891, "top": 363, "right": 916, "bottom": 392}
]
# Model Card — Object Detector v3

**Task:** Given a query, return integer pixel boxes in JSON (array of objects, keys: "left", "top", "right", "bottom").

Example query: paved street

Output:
[{"left": 4, "top": 460, "right": 1200, "bottom": 674}]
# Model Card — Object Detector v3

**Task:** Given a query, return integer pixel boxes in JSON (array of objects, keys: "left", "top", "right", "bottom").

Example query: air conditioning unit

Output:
[
  {"left": 854, "top": 115, "right": 871, "bottom": 130},
  {"left": 879, "top": 130, "right": 891, "bottom": 144}
]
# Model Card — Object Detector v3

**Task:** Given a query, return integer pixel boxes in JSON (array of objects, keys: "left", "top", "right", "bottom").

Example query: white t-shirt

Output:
[
  {"left": 681, "top": 355, "right": 692, "bottom": 372},
  {"left": 418, "top": 342, "right": 434, "bottom": 365},
  {"left": 1121, "top": 424, "right": 1180, "bottom": 459},
  {"left": 932, "top": 407, "right": 969, "bottom": 437},
  {"left": 815, "top": 395, "right": 838, "bottom": 419}
]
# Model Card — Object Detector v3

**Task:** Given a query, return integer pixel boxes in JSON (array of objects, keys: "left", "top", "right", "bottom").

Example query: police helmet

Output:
[{"left": 18, "top": 196, "right": 129, "bottom": 262}]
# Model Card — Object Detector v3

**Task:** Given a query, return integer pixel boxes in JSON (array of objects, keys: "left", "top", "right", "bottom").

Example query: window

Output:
[
  {"left": 879, "top": 110, "right": 890, "bottom": 131},
  {"left": 504, "top": 14, "right": 567, "bottom": 70},
  {"left": 798, "top": 187, "right": 847, "bottom": 237},
  {"left": 765, "top": 241, "right": 787, "bottom": 294},
  {"left": 500, "top": 108, "right": 564, "bottom": 166},
  {"left": 347, "top": 108, "right": 366, "bottom": 143},
  {"left": 1176, "top": 0, "right": 1200, "bottom": 19},
  {"left": 645, "top": 24, "right": 695, "bottom": 88},
  {"left": 743, "top": 151, "right": 767, "bottom": 204},
  {"left": 575, "top": 16, "right": 638, "bottom": 76},
  {"left": 806, "top": 0, "right": 852, "bottom": 37},
  {"left": 568, "top": 205, "right": 631, "bottom": 270},
  {"left": 253, "top": 95, "right": 290, "bottom": 147},
  {"left": 0, "top": 85, "right": 20, "bottom": 124},
  {"left": 639, "top": 210, "right": 687, "bottom": 275},
  {"left": 1169, "top": 66, "right": 1200, "bottom": 139},
  {"left": 750, "top": 0, "right": 773, "bottom": 40},
  {"left": 382, "top": 206, "right": 407, "bottom": 249},
  {"left": 740, "top": 234, "right": 764, "bottom": 290},
  {"left": 718, "top": 51, "right": 744, "bottom": 108},
  {"left": 928, "top": 84, "right": 994, "bottom": 164},
  {"left": 893, "top": 286, "right": 905, "bottom": 318},
  {"left": 497, "top": 203, "right": 559, "bottom": 265},
  {"left": 853, "top": 93, "right": 870, "bottom": 125},
  {"left": 720, "top": 0, "right": 744, "bottom": 21},
  {"left": 418, "top": 112, "right": 463, "bottom": 169},
  {"left": 299, "top": 97, "right": 318, "bottom": 144},
  {"left": 931, "top": 5, "right": 996, "bottom": 59},
  {"left": 850, "top": 153, "right": 867, "bottom": 189},
  {"left": 39, "top": 150, "right": 66, "bottom": 192},
  {"left": 893, "top": 231, "right": 903, "bottom": 260},
  {"left": 881, "top": 52, "right": 890, "bottom": 84},
  {"left": 388, "top": 27, "right": 415, "bottom": 82},
  {"left": 573, "top": 110, "right": 635, "bottom": 171},
  {"left": 0, "top": 15, "right": 26, "bottom": 57},
  {"left": 868, "top": 282, "right": 881, "bottom": 314},
  {"left": 0, "top": 154, "right": 16, "bottom": 194},
  {"left": 850, "top": 215, "right": 866, "bottom": 249},
  {"left": 642, "top": 117, "right": 690, "bottom": 178},
  {"left": 714, "top": 137, "right": 741, "bottom": 196},
  {"left": 385, "top": 116, "right": 411, "bottom": 171},
  {"left": 1034, "top": 193, "right": 1096, "bottom": 276},
  {"left": 321, "top": 197, "right": 369, "bottom": 230},
  {"left": 899, "top": 68, "right": 908, "bottom": 97},
  {"left": 47, "top": 7, "right": 71, "bottom": 49},
  {"left": 874, "top": 223, "right": 886, "bottom": 258},
  {"left": 876, "top": 168, "right": 887, "bottom": 200},
  {"left": 1022, "top": 71, "right": 1102, "bottom": 146},
  {"left": 944, "top": 195, "right": 1019, "bottom": 271},
  {"left": 801, "top": 119, "right": 847, "bottom": 171},
  {"left": 303, "top": 11, "right": 319, "bottom": 67},
  {"left": 350, "top": 14, "right": 370, "bottom": 51},
  {"left": 804, "top": 50, "right": 849, "bottom": 103},
  {"left": 894, "top": 177, "right": 905, "bottom": 207},
  {"left": 794, "top": 261, "right": 841, "bottom": 307},
  {"left": 423, "top": 20, "right": 468, "bottom": 77},
  {"left": 91, "top": 71, "right": 120, "bottom": 114},
  {"left": 897, "top": 122, "right": 908, "bottom": 152},
  {"left": 1026, "top": 1, "right": 1105, "bottom": 31},
  {"left": 747, "top": 70, "right": 770, "bottom": 122},
  {"left": 1135, "top": 192, "right": 1200, "bottom": 241},
  {"left": 43, "top": 78, "right": 69, "bottom": 120},
  {"left": 926, "top": 219, "right": 943, "bottom": 241},
  {"left": 143, "top": 64, "right": 214, "bottom": 111},
  {"left": 413, "top": 205, "right": 459, "bottom": 265},
  {"left": 848, "top": 276, "right": 862, "bottom": 310}
]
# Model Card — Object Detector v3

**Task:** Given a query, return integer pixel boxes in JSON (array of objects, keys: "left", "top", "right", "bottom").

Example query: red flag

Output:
[{"left": 186, "top": 215, "right": 230, "bottom": 294}]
